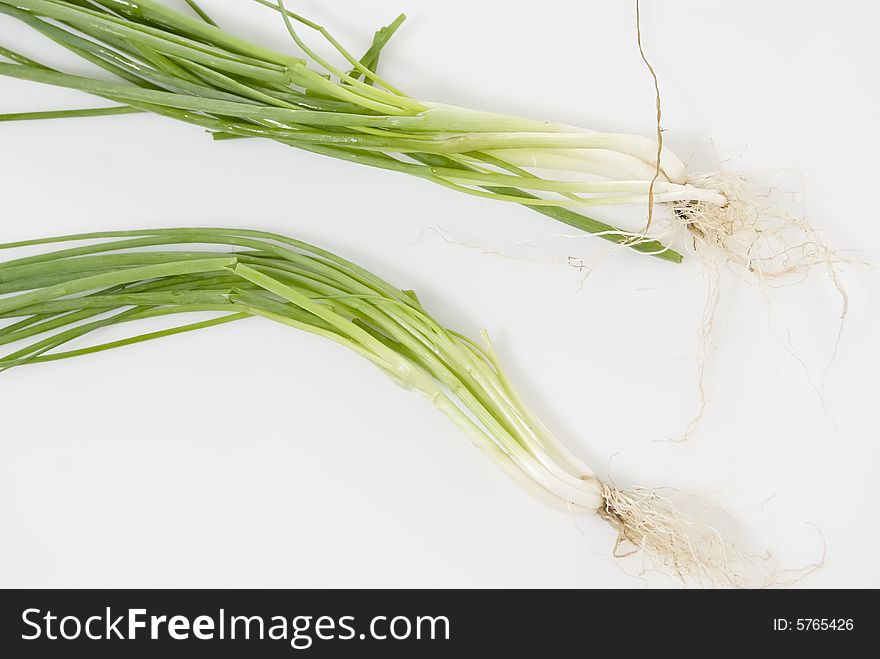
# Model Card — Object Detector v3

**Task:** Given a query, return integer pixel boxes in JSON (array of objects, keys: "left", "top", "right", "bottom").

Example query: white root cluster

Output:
[
  {"left": 669, "top": 172, "right": 843, "bottom": 279},
  {"left": 597, "top": 482, "right": 762, "bottom": 588}
]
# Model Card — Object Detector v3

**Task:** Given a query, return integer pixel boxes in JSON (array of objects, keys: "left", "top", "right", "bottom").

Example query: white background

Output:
[{"left": 1, "top": 0, "right": 878, "bottom": 587}]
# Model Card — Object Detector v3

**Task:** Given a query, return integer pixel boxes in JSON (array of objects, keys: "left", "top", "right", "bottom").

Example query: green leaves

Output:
[
  {"left": 0, "top": 0, "right": 684, "bottom": 261},
  {"left": 0, "top": 227, "right": 599, "bottom": 506}
]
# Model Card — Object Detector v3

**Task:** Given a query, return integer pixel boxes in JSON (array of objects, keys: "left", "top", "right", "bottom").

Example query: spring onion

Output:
[
  {"left": 0, "top": 0, "right": 755, "bottom": 263},
  {"left": 0, "top": 227, "right": 752, "bottom": 585}
]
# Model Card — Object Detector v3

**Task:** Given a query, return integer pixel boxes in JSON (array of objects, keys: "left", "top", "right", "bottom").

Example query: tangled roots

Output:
[
  {"left": 672, "top": 172, "right": 842, "bottom": 279},
  {"left": 598, "top": 481, "right": 770, "bottom": 588}
]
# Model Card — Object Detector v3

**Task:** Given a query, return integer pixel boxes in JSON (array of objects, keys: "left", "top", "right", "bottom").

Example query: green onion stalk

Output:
[
  {"left": 0, "top": 227, "right": 754, "bottom": 585},
  {"left": 0, "top": 0, "right": 760, "bottom": 264}
]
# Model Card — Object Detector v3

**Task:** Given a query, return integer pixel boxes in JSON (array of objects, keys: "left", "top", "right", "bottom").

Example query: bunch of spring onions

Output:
[
  {"left": 0, "top": 0, "right": 759, "bottom": 264},
  {"left": 0, "top": 227, "right": 747, "bottom": 585}
]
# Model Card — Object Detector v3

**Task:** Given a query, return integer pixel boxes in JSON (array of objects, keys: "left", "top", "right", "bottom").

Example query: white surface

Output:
[{"left": 1, "top": 0, "right": 878, "bottom": 587}]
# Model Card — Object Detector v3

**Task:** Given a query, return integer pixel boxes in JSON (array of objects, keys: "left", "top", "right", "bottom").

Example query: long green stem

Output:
[
  {"left": 0, "top": 106, "right": 138, "bottom": 121},
  {"left": 0, "top": 0, "right": 697, "bottom": 261},
  {"left": 0, "top": 227, "right": 750, "bottom": 584},
  {"left": 1, "top": 228, "right": 576, "bottom": 485}
]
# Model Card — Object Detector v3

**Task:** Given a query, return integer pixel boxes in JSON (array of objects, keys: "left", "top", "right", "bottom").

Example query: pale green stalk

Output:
[
  {"left": 0, "top": 227, "right": 605, "bottom": 507},
  {"left": 0, "top": 0, "right": 712, "bottom": 262}
]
